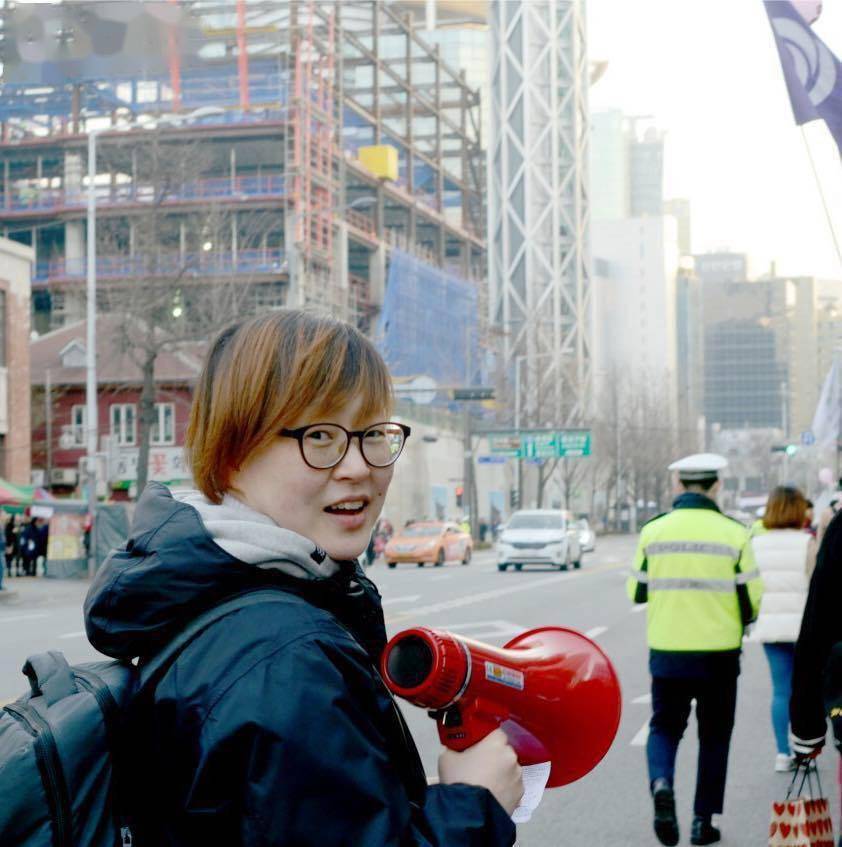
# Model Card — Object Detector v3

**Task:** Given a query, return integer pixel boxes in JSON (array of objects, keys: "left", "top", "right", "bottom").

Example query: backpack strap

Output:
[
  {"left": 23, "top": 650, "right": 79, "bottom": 707},
  {"left": 138, "top": 589, "right": 291, "bottom": 692}
]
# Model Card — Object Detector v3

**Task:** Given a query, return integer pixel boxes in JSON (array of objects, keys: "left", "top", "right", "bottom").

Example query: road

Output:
[{"left": 1, "top": 535, "right": 839, "bottom": 846}]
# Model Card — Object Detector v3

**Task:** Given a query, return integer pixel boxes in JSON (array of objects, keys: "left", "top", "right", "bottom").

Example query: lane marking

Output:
[
  {"left": 585, "top": 626, "right": 608, "bottom": 640},
  {"left": 58, "top": 631, "right": 85, "bottom": 640},
  {"left": 385, "top": 560, "right": 624, "bottom": 625},
  {"left": 387, "top": 573, "right": 572, "bottom": 624},
  {"left": 381, "top": 595, "right": 422, "bottom": 607},
  {"left": 631, "top": 604, "right": 647, "bottom": 614},
  {"left": 0, "top": 613, "right": 50, "bottom": 624},
  {"left": 631, "top": 722, "right": 650, "bottom": 747},
  {"left": 632, "top": 693, "right": 652, "bottom": 705},
  {"left": 446, "top": 620, "right": 526, "bottom": 641}
]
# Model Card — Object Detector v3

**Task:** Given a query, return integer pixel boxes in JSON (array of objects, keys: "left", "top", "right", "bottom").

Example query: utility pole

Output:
[{"left": 45, "top": 369, "right": 52, "bottom": 486}]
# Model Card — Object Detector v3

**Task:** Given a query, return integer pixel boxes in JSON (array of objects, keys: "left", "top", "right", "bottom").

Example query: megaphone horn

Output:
[{"left": 382, "top": 626, "right": 622, "bottom": 788}]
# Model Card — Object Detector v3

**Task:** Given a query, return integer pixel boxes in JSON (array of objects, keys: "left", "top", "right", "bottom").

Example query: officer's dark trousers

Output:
[{"left": 647, "top": 673, "right": 738, "bottom": 817}]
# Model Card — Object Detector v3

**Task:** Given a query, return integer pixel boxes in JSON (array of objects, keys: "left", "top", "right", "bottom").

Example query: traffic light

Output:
[
  {"left": 452, "top": 387, "right": 495, "bottom": 401},
  {"left": 785, "top": 444, "right": 799, "bottom": 457},
  {"left": 455, "top": 486, "right": 464, "bottom": 508},
  {"left": 510, "top": 488, "right": 519, "bottom": 508}
]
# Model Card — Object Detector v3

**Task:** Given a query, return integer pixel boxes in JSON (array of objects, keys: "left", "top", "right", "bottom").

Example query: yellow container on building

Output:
[{"left": 358, "top": 145, "right": 399, "bottom": 181}]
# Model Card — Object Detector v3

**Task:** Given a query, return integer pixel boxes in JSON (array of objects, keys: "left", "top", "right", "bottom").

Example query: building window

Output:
[
  {"left": 151, "top": 403, "right": 175, "bottom": 446},
  {"left": 70, "top": 404, "right": 87, "bottom": 446},
  {"left": 110, "top": 403, "right": 136, "bottom": 446}
]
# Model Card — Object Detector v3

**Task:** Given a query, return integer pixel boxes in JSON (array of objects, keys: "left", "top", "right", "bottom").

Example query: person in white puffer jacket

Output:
[{"left": 750, "top": 486, "right": 816, "bottom": 772}]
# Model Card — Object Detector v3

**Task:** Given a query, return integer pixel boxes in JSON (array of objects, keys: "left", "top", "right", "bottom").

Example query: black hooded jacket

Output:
[
  {"left": 791, "top": 508, "right": 842, "bottom": 748},
  {"left": 84, "top": 483, "right": 515, "bottom": 847}
]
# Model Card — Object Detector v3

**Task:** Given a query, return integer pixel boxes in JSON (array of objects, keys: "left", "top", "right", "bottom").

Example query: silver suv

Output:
[{"left": 496, "top": 509, "right": 582, "bottom": 572}]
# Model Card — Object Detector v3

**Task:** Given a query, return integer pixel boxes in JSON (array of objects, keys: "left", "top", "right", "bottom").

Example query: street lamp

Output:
[{"left": 84, "top": 106, "right": 225, "bottom": 575}]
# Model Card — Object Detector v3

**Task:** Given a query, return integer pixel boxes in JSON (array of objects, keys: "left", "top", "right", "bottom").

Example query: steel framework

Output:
[{"left": 488, "top": 0, "right": 592, "bottom": 428}]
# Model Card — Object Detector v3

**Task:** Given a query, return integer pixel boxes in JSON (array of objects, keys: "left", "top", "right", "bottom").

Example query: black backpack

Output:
[{"left": 0, "top": 589, "right": 289, "bottom": 847}]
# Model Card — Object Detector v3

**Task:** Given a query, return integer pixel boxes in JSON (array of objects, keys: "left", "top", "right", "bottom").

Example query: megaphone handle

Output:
[{"left": 436, "top": 700, "right": 502, "bottom": 752}]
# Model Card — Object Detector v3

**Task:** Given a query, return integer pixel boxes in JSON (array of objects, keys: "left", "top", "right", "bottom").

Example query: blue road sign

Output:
[
  {"left": 478, "top": 455, "right": 507, "bottom": 464},
  {"left": 801, "top": 430, "right": 816, "bottom": 446}
]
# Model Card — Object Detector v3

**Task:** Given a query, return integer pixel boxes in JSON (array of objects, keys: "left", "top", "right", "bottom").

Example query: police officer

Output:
[{"left": 627, "top": 454, "right": 763, "bottom": 846}]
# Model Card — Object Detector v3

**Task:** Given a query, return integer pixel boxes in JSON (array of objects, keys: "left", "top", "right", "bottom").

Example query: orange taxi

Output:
[{"left": 384, "top": 521, "right": 472, "bottom": 569}]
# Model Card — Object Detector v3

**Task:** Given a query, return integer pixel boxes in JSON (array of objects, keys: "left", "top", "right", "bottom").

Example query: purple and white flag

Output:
[{"left": 764, "top": 1, "right": 842, "bottom": 154}]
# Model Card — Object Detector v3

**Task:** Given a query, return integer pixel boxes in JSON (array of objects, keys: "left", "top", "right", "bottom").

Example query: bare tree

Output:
[{"left": 97, "top": 131, "right": 280, "bottom": 494}]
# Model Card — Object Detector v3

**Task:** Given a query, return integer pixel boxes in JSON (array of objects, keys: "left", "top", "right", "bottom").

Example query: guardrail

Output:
[
  {"left": 1, "top": 175, "right": 286, "bottom": 215},
  {"left": 34, "top": 248, "right": 285, "bottom": 284}
]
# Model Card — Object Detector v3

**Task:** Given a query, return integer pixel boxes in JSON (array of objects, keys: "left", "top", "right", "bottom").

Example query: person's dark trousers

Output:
[{"left": 647, "top": 672, "right": 738, "bottom": 817}]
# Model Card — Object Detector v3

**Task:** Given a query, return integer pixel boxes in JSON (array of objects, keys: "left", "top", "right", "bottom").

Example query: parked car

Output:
[
  {"left": 576, "top": 517, "right": 596, "bottom": 552},
  {"left": 496, "top": 509, "right": 582, "bottom": 572},
  {"left": 384, "top": 521, "right": 472, "bottom": 569}
]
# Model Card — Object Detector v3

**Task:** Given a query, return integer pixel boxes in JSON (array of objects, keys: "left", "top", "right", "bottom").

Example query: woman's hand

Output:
[{"left": 437, "top": 728, "right": 524, "bottom": 815}]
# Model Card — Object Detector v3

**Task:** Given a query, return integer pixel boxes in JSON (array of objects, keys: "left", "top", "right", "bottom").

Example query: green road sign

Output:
[
  {"left": 557, "top": 429, "right": 591, "bottom": 457},
  {"left": 487, "top": 429, "right": 591, "bottom": 458}
]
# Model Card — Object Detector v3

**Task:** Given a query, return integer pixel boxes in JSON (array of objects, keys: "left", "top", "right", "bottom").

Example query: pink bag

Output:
[{"left": 768, "top": 764, "right": 835, "bottom": 847}]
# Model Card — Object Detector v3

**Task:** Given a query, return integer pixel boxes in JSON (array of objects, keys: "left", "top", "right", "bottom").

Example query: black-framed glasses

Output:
[{"left": 280, "top": 422, "right": 412, "bottom": 470}]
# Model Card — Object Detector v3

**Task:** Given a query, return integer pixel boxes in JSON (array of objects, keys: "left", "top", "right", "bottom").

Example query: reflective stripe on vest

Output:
[
  {"left": 628, "top": 568, "right": 759, "bottom": 591},
  {"left": 644, "top": 541, "right": 741, "bottom": 559}
]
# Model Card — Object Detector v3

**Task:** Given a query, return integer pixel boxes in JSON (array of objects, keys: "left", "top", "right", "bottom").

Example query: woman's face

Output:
[{"left": 229, "top": 396, "right": 395, "bottom": 561}]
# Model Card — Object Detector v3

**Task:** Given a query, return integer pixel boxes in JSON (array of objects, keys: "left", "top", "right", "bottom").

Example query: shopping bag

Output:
[{"left": 768, "top": 763, "right": 835, "bottom": 847}]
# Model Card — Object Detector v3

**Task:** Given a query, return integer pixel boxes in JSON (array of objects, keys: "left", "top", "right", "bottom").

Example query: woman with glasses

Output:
[{"left": 84, "top": 310, "right": 521, "bottom": 847}]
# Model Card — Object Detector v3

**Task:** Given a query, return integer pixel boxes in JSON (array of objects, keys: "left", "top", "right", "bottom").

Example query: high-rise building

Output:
[
  {"left": 590, "top": 110, "right": 664, "bottom": 222},
  {"left": 629, "top": 125, "right": 665, "bottom": 217},
  {"left": 591, "top": 216, "right": 679, "bottom": 422},
  {"left": 664, "top": 198, "right": 692, "bottom": 256},
  {"left": 488, "top": 0, "right": 591, "bottom": 427},
  {"left": 700, "top": 275, "right": 818, "bottom": 437}
]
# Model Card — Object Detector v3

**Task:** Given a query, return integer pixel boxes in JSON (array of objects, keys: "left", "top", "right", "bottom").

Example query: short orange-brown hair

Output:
[
  {"left": 185, "top": 310, "right": 393, "bottom": 503},
  {"left": 762, "top": 485, "right": 808, "bottom": 530}
]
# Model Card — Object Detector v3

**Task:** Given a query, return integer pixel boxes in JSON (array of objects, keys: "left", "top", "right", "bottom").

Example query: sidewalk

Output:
[{"left": 0, "top": 574, "right": 91, "bottom": 607}]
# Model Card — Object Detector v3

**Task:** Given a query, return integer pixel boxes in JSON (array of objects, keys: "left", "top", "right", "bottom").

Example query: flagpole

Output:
[{"left": 800, "top": 127, "right": 842, "bottom": 271}]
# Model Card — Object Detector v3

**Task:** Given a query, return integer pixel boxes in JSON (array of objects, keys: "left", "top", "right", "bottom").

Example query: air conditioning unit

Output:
[{"left": 50, "top": 468, "right": 78, "bottom": 486}]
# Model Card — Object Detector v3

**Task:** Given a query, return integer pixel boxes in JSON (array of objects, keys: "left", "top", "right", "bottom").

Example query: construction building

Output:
[{"left": 0, "top": 0, "right": 485, "bottom": 332}]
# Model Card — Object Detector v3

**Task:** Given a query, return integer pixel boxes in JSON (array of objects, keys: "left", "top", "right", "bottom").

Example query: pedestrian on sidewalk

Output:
[
  {"left": 748, "top": 485, "right": 815, "bottom": 772},
  {"left": 5, "top": 512, "right": 20, "bottom": 576},
  {"left": 84, "top": 310, "right": 522, "bottom": 847},
  {"left": 627, "top": 453, "right": 763, "bottom": 847},
  {"left": 790, "top": 505, "right": 842, "bottom": 845},
  {"left": 19, "top": 516, "right": 39, "bottom": 577}
]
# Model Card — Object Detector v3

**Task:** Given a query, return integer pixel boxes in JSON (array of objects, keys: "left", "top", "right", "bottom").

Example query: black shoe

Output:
[
  {"left": 652, "top": 778, "right": 679, "bottom": 846},
  {"left": 690, "top": 816, "right": 721, "bottom": 845}
]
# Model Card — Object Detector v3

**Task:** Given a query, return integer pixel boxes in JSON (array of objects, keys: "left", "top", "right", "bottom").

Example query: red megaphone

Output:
[{"left": 381, "top": 626, "right": 622, "bottom": 788}]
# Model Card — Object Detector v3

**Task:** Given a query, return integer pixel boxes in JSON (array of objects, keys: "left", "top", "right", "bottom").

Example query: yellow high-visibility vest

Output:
[{"left": 627, "top": 504, "right": 763, "bottom": 652}]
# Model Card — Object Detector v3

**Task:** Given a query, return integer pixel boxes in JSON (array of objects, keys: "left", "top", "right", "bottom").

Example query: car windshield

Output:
[
  {"left": 507, "top": 514, "right": 564, "bottom": 530},
  {"left": 402, "top": 525, "right": 442, "bottom": 537}
]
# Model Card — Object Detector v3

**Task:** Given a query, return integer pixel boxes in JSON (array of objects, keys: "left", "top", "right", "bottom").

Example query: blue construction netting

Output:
[{"left": 376, "top": 249, "right": 481, "bottom": 390}]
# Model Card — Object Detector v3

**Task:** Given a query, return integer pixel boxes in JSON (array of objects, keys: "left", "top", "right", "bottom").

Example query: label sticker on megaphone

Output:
[{"left": 381, "top": 625, "right": 622, "bottom": 791}]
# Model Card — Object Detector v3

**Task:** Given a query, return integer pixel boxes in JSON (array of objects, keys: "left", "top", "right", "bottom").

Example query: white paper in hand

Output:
[{"left": 511, "top": 761, "right": 551, "bottom": 824}]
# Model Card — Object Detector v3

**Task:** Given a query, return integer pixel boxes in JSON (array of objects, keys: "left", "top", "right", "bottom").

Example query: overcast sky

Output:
[{"left": 587, "top": 0, "right": 842, "bottom": 281}]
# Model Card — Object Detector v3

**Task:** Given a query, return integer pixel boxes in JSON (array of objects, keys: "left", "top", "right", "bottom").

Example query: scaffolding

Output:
[{"left": 0, "top": 0, "right": 487, "bottom": 330}]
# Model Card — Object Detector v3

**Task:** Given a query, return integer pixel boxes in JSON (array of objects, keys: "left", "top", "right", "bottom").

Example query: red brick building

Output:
[
  {"left": 0, "top": 236, "right": 34, "bottom": 484},
  {"left": 30, "top": 314, "right": 203, "bottom": 499}
]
